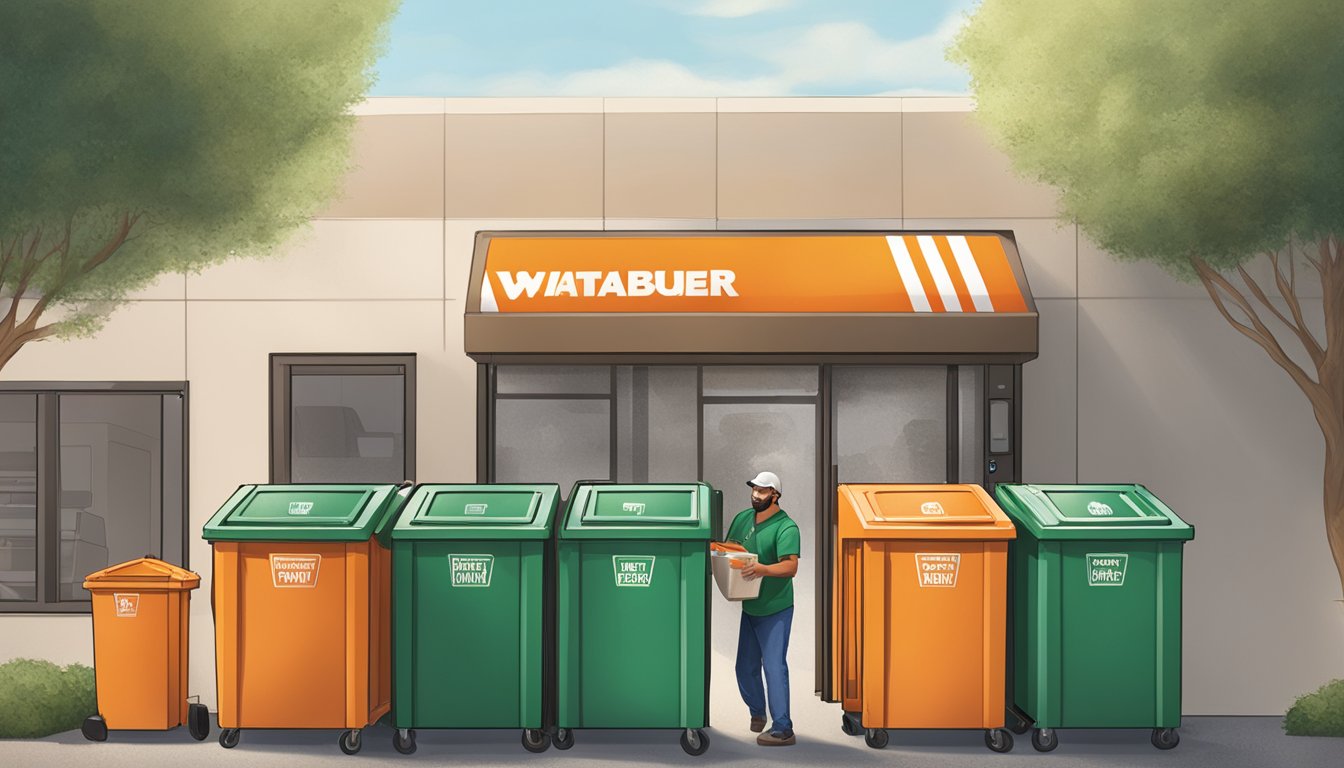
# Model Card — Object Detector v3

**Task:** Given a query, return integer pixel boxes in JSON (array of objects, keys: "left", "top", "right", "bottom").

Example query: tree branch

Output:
[{"left": 1244, "top": 252, "right": 1326, "bottom": 369}]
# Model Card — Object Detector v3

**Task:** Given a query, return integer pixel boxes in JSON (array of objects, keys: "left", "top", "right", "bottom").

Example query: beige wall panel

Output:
[
  {"left": 0, "top": 301, "right": 185, "bottom": 381},
  {"left": 905, "top": 217, "right": 1077, "bottom": 299},
  {"left": 1023, "top": 299, "right": 1078, "bottom": 483},
  {"left": 1078, "top": 298, "right": 1341, "bottom": 714},
  {"left": 320, "top": 115, "right": 445, "bottom": 220},
  {"left": 419, "top": 305, "right": 478, "bottom": 483},
  {"left": 605, "top": 113, "right": 717, "bottom": 220},
  {"left": 187, "top": 220, "right": 443, "bottom": 301},
  {"left": 1080, "top": 234, "right": 1325, "bottom": 300},
  {"left": 903, "top": 112, "right": 1061, "bottom": 219},
  {"left": 444, "top": 114, "right": 603, "bottom": 219},
  {"left": 718, "top": 113, "right": 901, "bottom": 220}
]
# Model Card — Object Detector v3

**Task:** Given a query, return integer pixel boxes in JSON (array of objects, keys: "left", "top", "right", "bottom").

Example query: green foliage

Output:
[
  {"left": 0, "top": 0, "right": 399, "bottom": 336},
  {"left": 950, "top": 0, "right": 1344, "bottom": 279},
  {"left": 1285, "top": 679, "right": 1344, "bottom": 737},
  {"left": 0, "top": 659, "right": 96, "bottom": 739}
]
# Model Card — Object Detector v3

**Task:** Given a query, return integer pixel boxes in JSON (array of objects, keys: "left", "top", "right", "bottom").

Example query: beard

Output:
[{"left": 751, "top": 496, "right": 773, "bottom": 512}]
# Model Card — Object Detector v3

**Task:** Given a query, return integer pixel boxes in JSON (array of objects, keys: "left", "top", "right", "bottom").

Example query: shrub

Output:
[
  {"left": 0, "top": 659, "right": 96, "bottom": 739},
  {"left": 1285, "top": 679, "right": 1344, "bottom": 737}
]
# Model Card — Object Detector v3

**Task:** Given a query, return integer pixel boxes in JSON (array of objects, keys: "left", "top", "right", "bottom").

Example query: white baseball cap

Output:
[{"left": 746, "top": 471, "right": 782, "bottom": 493}]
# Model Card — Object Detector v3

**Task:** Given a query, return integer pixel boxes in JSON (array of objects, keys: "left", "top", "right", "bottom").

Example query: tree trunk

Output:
[{"left": 1324, "top": 440, "right": 1344, "bottom": 600}]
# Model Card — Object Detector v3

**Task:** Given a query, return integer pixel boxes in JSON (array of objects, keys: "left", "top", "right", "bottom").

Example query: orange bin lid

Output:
[
  {"left": 838, "top": 484, "right": 1016, "bottom": 540},
  {"left": 82, "top": 557, "right": 201, "bottom": 592}
]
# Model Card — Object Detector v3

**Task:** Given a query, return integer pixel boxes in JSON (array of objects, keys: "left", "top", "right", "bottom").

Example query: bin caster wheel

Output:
[
  {"left": 522, "top": 729, "right": 549, "bottom": 753},
  {"left": 985, "top": 728, "right": 1014, "bottom": 753},
  {"left": 394, "top": 729, "right": 417, "bottom": 755},
  {"left": 81, "top": 715, "right": 108, "bottom": 742},
  {"left": 340, "top": 729, "right": 362, "bottom": 755},
  {"left": 680, "top": 728, "right": 709, "bottom": 756},
  {"left": 219, "top": 728, "right": 240, "bottom": 749},
  {"left": 864, "top": 728, "right": 889, "bottom": 749},
  {"left": 1032, "top": 727, "right": 1059, "bottom": 752},
  {"left": 188, "top": 703, "right": 210, "bottom": 741},
  {"left": 841, "top": 713, "right": 862, "bottom": 736},
  {"left": 1151, "top": 728, "right": 1179, "bottom": 750},
  {"left": 1006, "top": 708, "right": 1031, "bottom": 735},
  {"left": 553, "top": 728, "right": 575, "bottom": 750}
]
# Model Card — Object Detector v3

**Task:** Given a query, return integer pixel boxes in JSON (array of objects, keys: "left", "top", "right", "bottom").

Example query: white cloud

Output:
[
  {"left": 756, "top": 14, "right": 971, "bottom": 91},
  {"left": 685, "top": 0, "right": 793, "bottom": 19},
  {"left": 477, "top": 59, "right": 784, "bottom": 97}
]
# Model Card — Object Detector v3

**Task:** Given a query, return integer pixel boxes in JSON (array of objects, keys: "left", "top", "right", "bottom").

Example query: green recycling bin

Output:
[
  {"left": 388, "top": 484, "right": 559, "bottom": 755},
  {"left": 994, "top": 484, "right": 1194, "bottom": 753},
  {"left": 555, "top": 482, "right": 719, "bottom": 756}
]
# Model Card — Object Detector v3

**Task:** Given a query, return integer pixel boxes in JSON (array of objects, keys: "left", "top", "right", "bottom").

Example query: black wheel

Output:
[
  {"left": 680, "top": 729, "right": 709, "bottom": 756},
  {"left": 522, "top": 729, "right": 549, "bottom": 753},
  {"left": 985, "top": 728, "right": 1014, "bottom": 753},
  {"left": 219, "top": 728, "right": 240, "bottom": 749},
  {"left": 81, "top": 715, "right": 108, "bottom": 742},
  {"left": 864, "top": 728, "right": 889, "bottom": 749},
  {"left": 1006, "top": 708, "right": 1031, "bottom": 735},
  {"left": 188, "top": 703, "right": 210, "bottom": 741},
  {"left": 1032, "top": 727, "right": 1059, "bottom": 752},
  {"left": 553, "top": 728, "right": 575, "bottom": 750},
  {"left": 1151, "top": 728, "right": 1179, "bottom": 750},
  {"left": 840, "top": 713, "right": 862, "bottom": 736},
  {"left": 340, "top": 729, "right": 362, "bottom": 755},
  {"left": 394, "top": 729, "right": 417, "bottom": 755}
]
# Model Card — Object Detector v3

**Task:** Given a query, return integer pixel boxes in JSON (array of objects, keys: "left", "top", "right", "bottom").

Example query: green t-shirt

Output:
[{"left": 725, "top": 507, "right": 801, "bottom": 617}]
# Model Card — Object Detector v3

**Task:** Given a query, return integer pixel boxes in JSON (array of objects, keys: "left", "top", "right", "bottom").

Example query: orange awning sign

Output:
[{"left": 478, "top": 234, "right": 1029, "bottom": 314}]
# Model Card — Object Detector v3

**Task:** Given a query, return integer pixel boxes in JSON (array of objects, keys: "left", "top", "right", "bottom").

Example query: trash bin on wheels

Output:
[
  {"left": 832, "top": 484, "right": 1017, "bottom": 753},
  {"left": 993, "top": 484, "right": 1194, "bottom": 752},
  {"left": 81, "top": 557, "right": 209, "bottom": 742},
  {"left": 388, "top": 483, "right": 560, "bottom": 755},
  {"left": 555, "top": 482, "right": 719, "bottom": 756},
  {"left": 203, "top": 482, "right": 411, "bottom": 754}
]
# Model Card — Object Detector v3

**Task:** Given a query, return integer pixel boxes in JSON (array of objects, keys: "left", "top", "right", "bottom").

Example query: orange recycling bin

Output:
[
  {"left": 832, "top": 484, "right": 1017, "bottom": 753},
  {"left": 81, "top": 557, "right": 209, "bottom": 742}
]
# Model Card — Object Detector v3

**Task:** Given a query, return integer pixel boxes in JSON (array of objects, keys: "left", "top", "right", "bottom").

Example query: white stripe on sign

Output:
[
  {"left": 947, "top": 236, "right": 995, "bottom": 312},
  {"left": 480, "top": 274, "right": 499, "bottom": 313},
  {"left": 886, "top": 236, "right": 932, "bottom": 312},
  {"left": 916, "top": 235, "right": 962, "bottom": 312}
]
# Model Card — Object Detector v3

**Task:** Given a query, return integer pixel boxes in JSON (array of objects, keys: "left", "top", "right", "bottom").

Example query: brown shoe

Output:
[
  {"left": 757, "top": 730, "right": 796, "bottom": 746},
  {"left": 750, "top": 717, "right": 766, "bottom": 733}
]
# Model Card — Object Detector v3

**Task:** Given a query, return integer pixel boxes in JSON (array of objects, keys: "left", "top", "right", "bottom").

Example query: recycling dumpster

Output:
[
  {"left": 203, "top": 482, "right": 412, "bottom": 754},
  {"left": 81, "top": 557, "right": 209, "bottom": 742},
  {"left": 555, "top": 482, "right": 719, "bottom": 756},
  {"left": 993, "top": 484, "right": 1194, "bottom": 752},
  {"left": 832, "top": 484, "right": 1017, "bottom": 753},
  {"left": 389, "top": 483, "right": 559, "bottom": 755}
]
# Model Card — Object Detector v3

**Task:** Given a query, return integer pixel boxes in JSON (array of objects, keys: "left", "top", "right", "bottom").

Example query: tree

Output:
[
  {"left": 950, "top": 1, "right": 1344, "bottom": 594},
  {"left": 0, "top": 0, "right": 400, "bottom": 367}
]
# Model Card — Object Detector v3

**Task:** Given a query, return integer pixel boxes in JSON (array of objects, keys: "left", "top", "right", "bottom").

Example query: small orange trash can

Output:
[
  {"left": 81, "top": 557, "right": 209, "bottom": 742},
  {"left": 832, "top": 484, "right": 1017, "bottom": 753}
]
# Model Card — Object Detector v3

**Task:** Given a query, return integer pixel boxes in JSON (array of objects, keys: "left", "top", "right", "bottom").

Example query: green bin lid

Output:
[
  {"left": 994, "top": 484, "right": 1194, "bottom": 541},
  {"left": 203, "top": 483, "right": 411, "bottom": 542},
  {"left": 560, "top": 482, "right": 715, "bottom": 541},
  {"left": 390, "top": 484, "right": 559, "bottom": 540}
]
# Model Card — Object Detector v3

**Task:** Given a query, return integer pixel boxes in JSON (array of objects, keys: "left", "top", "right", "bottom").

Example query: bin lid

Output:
[
  {"left": 994, "top": 484, "right": 1194, "bottom": 541},
  {"left": 837, "top": 484, "right": 1016, "bottom": 541},
  {"left": 390, "top": 484, "right": 560, "bottom": 540},
  {"left": 202, "top": 483, "right": 412, "bottom": 542},
  {"left": 560, "top": 482, "right": 716, "bottom": 541},
  {"left": 82, "top": 557, "right": 200, "bottom": 591}
]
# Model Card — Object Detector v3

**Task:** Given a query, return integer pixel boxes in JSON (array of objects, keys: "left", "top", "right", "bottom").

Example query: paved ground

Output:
[{"left": 3, "top": 716, "right": 1339, "bottom": 768}]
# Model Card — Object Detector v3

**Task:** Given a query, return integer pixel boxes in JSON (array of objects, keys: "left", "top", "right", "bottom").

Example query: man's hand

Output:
[
  {"left": 740, "top": 560, "right": 765, "bottom": 581},
  {"left": 740, "top": 555, "right": 798, "bottom": 581}
]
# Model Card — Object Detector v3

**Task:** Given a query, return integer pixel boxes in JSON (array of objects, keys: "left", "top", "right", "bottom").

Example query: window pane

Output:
[
  {"left": 497, "top": 366, "right": 611, "bottom": 395},
  {"left": 958, "top": 366, "right": 985, "bottom": 485},
  {"left": 0, "top": 395, "right": 37, "bottom": 602},
  {"left": 835, "top": 367, "right": 947, "bottom": 483},
  {"left": 60, "top": 394, "right": 162, "bottom": 601},
  {"left": 615, "top": 367, "right": 697, "bottom": 483},
  {"left": 291, "top": 374, "right": 405, "bottom": 483},
  {"left": 495, "top": 400, "right": 609, "bottom": 495},
  {"left": 703, "top": 366, "right": 818, "bottom": 397}
]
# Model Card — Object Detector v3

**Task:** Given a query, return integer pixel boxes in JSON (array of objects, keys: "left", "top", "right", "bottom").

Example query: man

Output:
[{"left": 725, "top": 470, "right": 800, "bottom": 747}]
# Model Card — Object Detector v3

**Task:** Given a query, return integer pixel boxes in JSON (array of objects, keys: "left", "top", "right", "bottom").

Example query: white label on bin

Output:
[
  {"left": 464, "top": 503, "right": 488, "bottom": 515},
  {"left": 449, "top": 554, "right": 495, "bottom": 587},
  {"left": 113, "top": 593, "right": 140, "bottom": 618},
  {"left": 288, "top": 501, "right": 314, "bottom": 516},
  {"left": 1086, "top": 553, "right": 1128, "bottom": 586},
  {"left": 920, "top": 501, "right": 946, "bottom": 516},
  {"left": 613, "top": 555, "right": 656, "bottom": 587},
  {"left": 915, "top": 553, "right": 960, "bottom": 587},
  {"left": 622, "top": 502, "right": 647, "bottom": 515},
  {"left": 1087, "top": 501, "right": 1114, "bottom": 517},
  {"left": 270, "top": 554, "right": 321, "bottom": 588}
]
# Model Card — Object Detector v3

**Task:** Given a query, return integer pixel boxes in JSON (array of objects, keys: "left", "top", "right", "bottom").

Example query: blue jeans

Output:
[{"left": 735, "top": 606, "right": 793, "bottom": 733}]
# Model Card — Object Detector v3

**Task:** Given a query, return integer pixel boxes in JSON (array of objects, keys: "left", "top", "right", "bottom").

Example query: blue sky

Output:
[{"left": 371, "top": 0, "right": 977, "bottom": 97}]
